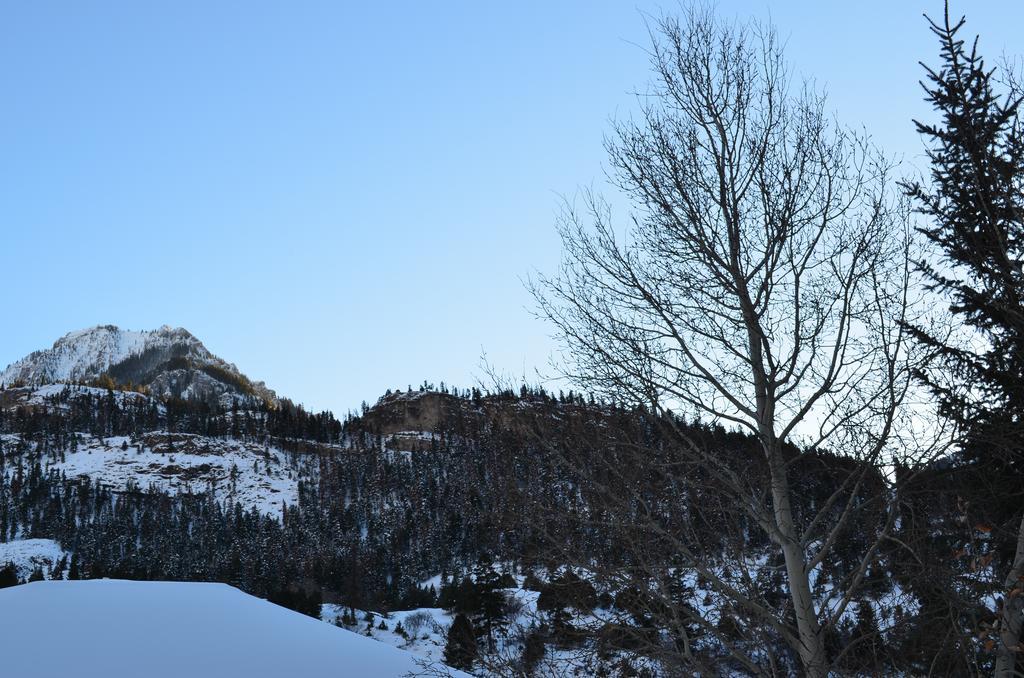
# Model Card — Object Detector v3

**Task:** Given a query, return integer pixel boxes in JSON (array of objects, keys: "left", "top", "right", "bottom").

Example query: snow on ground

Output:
[
  {"left": 323, "top": 579, "right": 546, "bottom": 670},
  {"left": 0, "top": 580, "right": 470, "bottom": 678},
  {"left": 2, "top": 383, "right": 154, "bottom": 410},
  {"left": 0, "top": 539, "right": 69, "bottom": 580},
  {"left": 382, "top": 430, "right": 440, "bottom": 458},
  {"left": 40, "top": 432, "right": 299, "bottom": 517},
  {"left": 324, "top": 603, "right": 455, "bottom": 666}
]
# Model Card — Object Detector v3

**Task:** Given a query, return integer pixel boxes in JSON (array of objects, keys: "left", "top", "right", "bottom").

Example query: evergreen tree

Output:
[
  {"left": 472, "top": 560, "right": 506, "bottom": 649},
  {"left": 0, "top": 562, "right": 18, "bottom": 589},
  {"left": 443, "top": 613, "right": 477, "bottom": 671},
  {"left": 50, "top": 555, "right": 67, "bottom": 581},
  {"left": 903, "top": 6, "right": 1024, "bottom": 674},
  {"left": 846, "top": 602, "right": 882, "bottom": 672},
  {"left": 521, "top": 628, "right": 546, "bottom": 675}
]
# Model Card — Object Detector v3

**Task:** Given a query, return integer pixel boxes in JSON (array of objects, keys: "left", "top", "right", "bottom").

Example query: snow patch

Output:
[
  {"left": 0, "top": 539, "right": 69, "bottom": 580},
  {"left": 38, "top": 433, "right": 299, "bottom": 517},
  {"left": 0, "top": 580, "right": 470, "bottom": 678}
]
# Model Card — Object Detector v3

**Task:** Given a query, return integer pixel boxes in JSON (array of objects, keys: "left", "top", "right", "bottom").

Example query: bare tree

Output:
[{"left": 531, "top": 7, "right": 944, "bottom": 675}]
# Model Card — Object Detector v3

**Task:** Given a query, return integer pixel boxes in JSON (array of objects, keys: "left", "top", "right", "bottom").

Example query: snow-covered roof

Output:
[{"left": 0, "top": 580, "right": 468, "bottom": 678}]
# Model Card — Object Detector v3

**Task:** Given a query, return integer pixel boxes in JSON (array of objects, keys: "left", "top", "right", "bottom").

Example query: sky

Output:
[{"left": 1, "top": 1, "right": 1022, "bottom": 416}]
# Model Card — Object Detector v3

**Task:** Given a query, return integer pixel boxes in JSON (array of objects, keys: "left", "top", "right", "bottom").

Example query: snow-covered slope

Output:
[
  {"left": 43, "top": 432, "right": 299, "bottom": 518},
  {"left": 0, "top": 325, "right": 275, "bottom": 404},
  {"left": 0, "top": 580, "right": 469, "bottom": 678},
  {"left": 0, "top": 539, "right": 69, "bottom": 580},
  {"left": 2, "top": 325, "right": 183, "bottom": 384},
  {"left": 2, "top": 382, "right": 154, "bottom": 409},
  {"left": 0, "top": 385, "right": 307, "bottom": 517}
]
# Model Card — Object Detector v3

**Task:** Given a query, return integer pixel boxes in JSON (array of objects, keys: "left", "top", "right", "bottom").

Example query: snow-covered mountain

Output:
[{"left": 0, "top": 325, "right": 275, "bottom": 404}]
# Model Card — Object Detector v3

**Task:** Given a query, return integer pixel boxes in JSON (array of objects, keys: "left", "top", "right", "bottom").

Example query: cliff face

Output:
[{"left": 359, "top": 390, "right": 469, "bottom": 436}]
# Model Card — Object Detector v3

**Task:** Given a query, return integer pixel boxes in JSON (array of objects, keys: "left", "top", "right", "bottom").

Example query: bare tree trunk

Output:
[
  {"left": 749, "top": 294, "right": 828, "bottom": 674},
  {"left": 997, "top": 513, "right": 1024, "bottom": 676},
  {"left": 767, "top": 443, "right": 827, "bottom": 677}
]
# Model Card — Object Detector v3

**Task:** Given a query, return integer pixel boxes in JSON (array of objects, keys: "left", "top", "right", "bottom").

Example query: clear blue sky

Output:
[{"left": 2, "top": 1, "right": 1022, "bottom": 416}]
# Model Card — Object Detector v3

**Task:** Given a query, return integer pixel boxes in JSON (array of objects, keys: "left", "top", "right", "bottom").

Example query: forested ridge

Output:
[{"left": 0, "top": 382, "right": 1014, "bottom": 673}]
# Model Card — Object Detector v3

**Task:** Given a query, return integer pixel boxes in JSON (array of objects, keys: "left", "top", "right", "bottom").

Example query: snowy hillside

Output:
[
  {"left": 0, "top": 539, "right": 69, "bottom": 580},
  {"left": 0, "top": 430, "right": 301, "bottom": 519},
  {"left": 43, "top": 432, "right": 299, "bottom": 517},
  {"left": 2, "top": 382, "right": 154, "bottom": 409},
  {"left": 322, "top": 589, "right": 548, "bottom": 671},
  {"left": 0, "top": 580, "right": 470, "bottom": 678},
  {"left": 0, "top": 325, "right": 276, "bottom": 404},
  {"left": 321, "top": 573, "right": 649, "bottom": 676},
  {"left": 0, "top": 384, "right": 314, "bottom": 518}
]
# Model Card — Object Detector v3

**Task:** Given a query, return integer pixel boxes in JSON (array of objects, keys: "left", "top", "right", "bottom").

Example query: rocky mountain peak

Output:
[{"left": 0, "top": 325, "right": 276, "bottom": 405}]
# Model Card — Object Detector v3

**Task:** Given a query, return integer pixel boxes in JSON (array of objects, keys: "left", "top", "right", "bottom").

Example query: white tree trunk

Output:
[
  {"left": 768, "top": 448, "right": 828, "bottom": 677},
  {"left": 996, "top": 512, "right": 1024, "bottom": 676}
]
